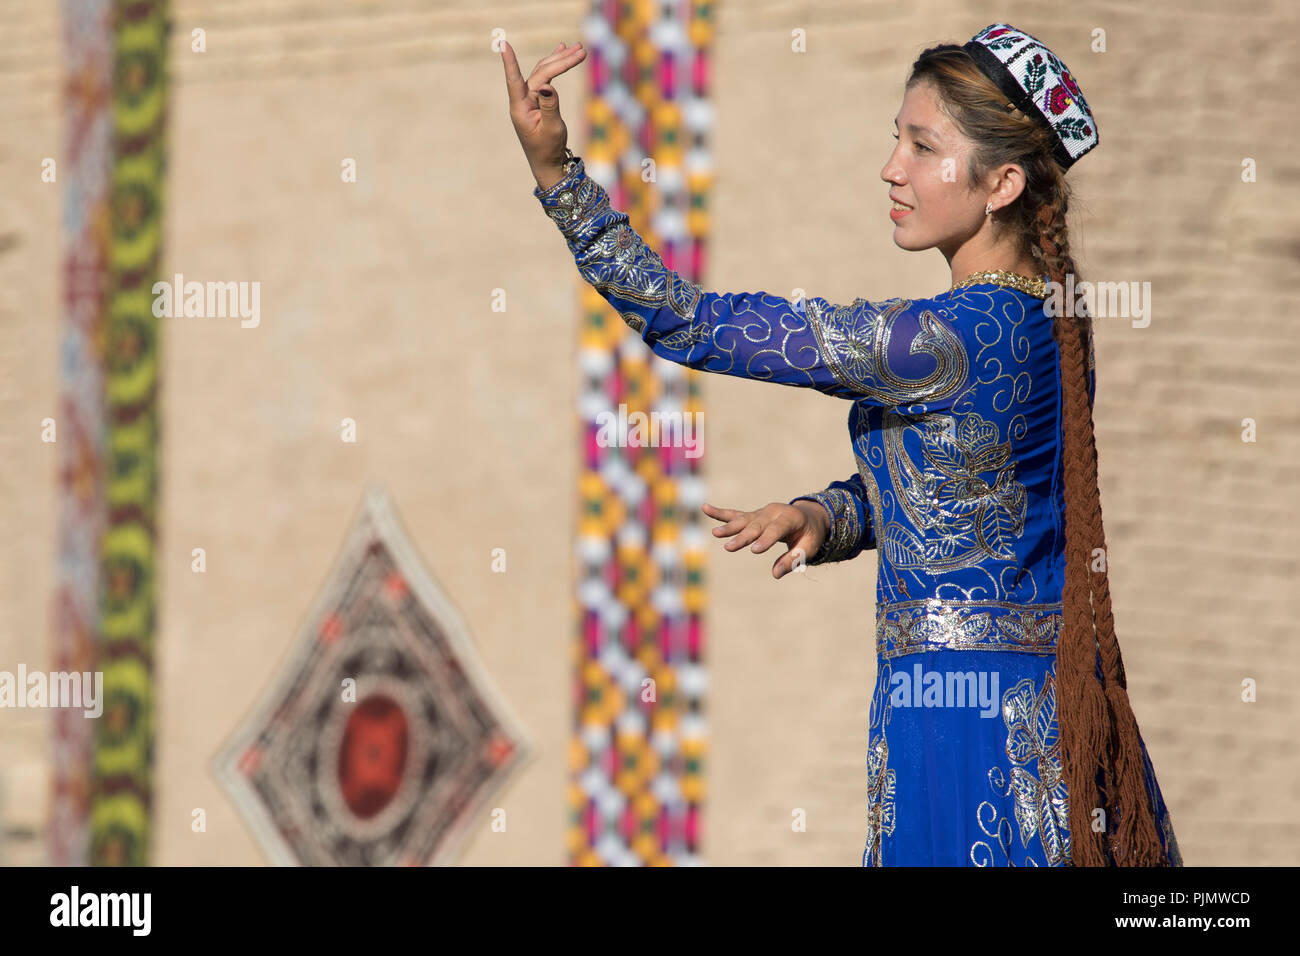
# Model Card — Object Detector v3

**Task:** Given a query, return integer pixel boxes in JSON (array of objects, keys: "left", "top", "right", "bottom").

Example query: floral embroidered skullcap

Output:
[{"left": 963, "top": 23, "right": 1099, "bottom": 169}]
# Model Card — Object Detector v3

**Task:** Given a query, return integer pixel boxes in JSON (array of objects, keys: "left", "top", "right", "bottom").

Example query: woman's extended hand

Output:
[
  {"left": 702, "top": 501, "right": 830, "bottom": 580},
  {"left": 500, "top": 38, "right": 587, "bottom": 188}
]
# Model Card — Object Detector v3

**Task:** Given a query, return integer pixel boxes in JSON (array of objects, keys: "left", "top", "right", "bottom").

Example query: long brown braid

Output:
[{"left": 907, "top": 46, "right": 1168, "bottom": 866}]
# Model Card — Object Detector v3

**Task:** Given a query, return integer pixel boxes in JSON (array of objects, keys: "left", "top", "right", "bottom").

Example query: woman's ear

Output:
[{"left": 994, "top": 162, "right": 1029, "bottom": 207}]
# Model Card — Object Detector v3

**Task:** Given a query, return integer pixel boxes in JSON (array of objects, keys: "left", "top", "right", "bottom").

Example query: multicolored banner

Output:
[
  {"left": 90, "top": 0, "right": 168, "bottom": 866},
  {"left": 569, "top": 1, "right": 715, "bottom": 865},
  {"left": 49, "top": 0, "right": 115, "bottom": 867}
]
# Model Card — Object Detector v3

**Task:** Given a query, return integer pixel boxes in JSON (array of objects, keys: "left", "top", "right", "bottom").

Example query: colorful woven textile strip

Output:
[
  {"left": 90, "top": 0, "right": 168, "bottom": 866},
  {"left": 569, "top": 1, "right": 715, "bottom": 866},
  {"left": 49, "top": 0, "right": 114, "bottom": 867}
]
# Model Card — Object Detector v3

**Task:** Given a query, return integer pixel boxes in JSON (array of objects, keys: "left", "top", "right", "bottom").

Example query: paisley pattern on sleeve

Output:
[{"left": 804, "top": 297, "right": 969, "bottom": 404}]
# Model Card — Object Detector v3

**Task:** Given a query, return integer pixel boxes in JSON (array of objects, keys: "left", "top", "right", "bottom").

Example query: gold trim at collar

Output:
[{"left": 949, "top": 269, "right": 1048, "bottom": 299}]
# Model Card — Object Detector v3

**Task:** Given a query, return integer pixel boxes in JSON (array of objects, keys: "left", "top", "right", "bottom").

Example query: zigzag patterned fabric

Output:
[{"left": 90, "top": 0, "right": 169, "bottom": 866}]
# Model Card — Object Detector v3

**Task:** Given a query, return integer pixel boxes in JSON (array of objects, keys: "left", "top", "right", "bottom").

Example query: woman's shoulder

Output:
[
  {"left": 800, "top": 285, "right": 1047, "bottom": 347},
  {"left": 929, "top": 282, "right": 1049, "bottom": 310}
]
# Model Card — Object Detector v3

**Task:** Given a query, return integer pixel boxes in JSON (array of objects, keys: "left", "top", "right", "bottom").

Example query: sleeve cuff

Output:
[
  {"left": 533, "top": 155, "right": 608, "bottom": 242},
  {"left": 789, "top": 488, "right": 865, "bottom": 565}
]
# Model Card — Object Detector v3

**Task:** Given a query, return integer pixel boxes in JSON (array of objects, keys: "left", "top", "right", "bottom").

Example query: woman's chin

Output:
[{"left": 890, "top": 229, "right": 926, "bottom": 251}]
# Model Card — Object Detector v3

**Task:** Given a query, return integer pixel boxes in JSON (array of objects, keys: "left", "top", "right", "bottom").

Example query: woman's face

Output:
[{"left": 880, "top": 81, "right": 987, "bottom": 256}]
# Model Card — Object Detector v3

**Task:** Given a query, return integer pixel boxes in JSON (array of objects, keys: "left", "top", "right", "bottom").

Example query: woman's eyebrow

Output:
[{"left": 893, "top": 118, "right": 940, "bottom": 140}]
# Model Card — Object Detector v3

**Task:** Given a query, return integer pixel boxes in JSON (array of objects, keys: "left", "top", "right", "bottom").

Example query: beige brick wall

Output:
[{"left": 1, "top": 0, "right": 1296, "bottom": 865}]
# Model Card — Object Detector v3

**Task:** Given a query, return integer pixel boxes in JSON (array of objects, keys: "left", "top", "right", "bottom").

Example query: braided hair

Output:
[{"left": 906, "top": 45, "right": 1168, "bottom": 866}]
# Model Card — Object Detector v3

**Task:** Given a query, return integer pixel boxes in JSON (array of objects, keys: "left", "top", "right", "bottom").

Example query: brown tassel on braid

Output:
[{"left": 1036, "top": 191, "right": 1168, "bottom": 867}]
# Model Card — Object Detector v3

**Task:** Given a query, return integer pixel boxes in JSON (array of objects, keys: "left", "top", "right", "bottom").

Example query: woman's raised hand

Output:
[
  {"left": 702, "top": 501, "right": 830, "bottom": 580},
  {"left": 500, "top": 39, "right": 587, "bottom": 188}
]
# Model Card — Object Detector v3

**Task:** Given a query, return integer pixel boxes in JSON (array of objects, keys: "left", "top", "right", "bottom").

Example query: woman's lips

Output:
[{"left": 889, "top": 201, "right": 913, "bottom": 221}]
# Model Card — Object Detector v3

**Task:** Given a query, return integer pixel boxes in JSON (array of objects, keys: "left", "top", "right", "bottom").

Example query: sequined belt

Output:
[{"left": 876, "top": 598, "right": 1063, "bottom": 659}]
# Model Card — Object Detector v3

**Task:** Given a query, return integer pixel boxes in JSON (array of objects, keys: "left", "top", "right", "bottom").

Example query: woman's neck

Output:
[{"left": 946, "top": 236, "right": 1043, "bottom": 285}]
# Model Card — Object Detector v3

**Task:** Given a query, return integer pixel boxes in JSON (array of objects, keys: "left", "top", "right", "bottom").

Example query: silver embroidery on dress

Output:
[
  {"left": 882, "top": 410, "right": 1027, "bottom": 574},
  {"left": 877, "top": 599, "right": 1062, "bottom": 658},
  {"left": 864, "top": 661, "right": 896, "bottom": 867},
  {"left": 805, "top": 298, "right": 969, "bottom": 405},
  {"left": 970, "top": 668, "right": 1071, "bottom": 866}
]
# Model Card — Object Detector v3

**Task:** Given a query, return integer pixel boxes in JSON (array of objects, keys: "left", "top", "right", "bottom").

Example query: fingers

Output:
[
  {"left": 747, "top": 521, "right": 787, "bottom": 555},
  {"left": 703, "top": 500, "right": 813, "bottom": 578},
  {"left": 534, "top": 41, "right": 584, "bottom": 70},
  {"left": 529, "top": 44, "right": 586, "bottom": 87},
  {"left": 722, "top": 520, "right": 766, "bottom": 552},
  {"left": 772, "top": 552, "right": 791, "bottom": 579},
  {"left": 706, "top": 503, "right": 792, "bottom": 552},
  {"left": 772, "top": 533, "right": 816, "bottom": 579},
  {"left": 772, "top": 551, "right": 793, "bottom": 579},
  {"left": 532, "top": 42, "right": 570, "bottom": 79},
  {"left": 500, "top": 41, "right": 529, "bottom": 105},
  {"left": 702, "top": 502, "right": 744, "bottom": 534},
  {"left": 727, "top": 513, "right": 793, "bottom": 552},
  {"left": 704, "top": 505, "right": 758, "bottom": 542},
  {"left": 502, "top": 41, "right": 585, "bottom": 106}
]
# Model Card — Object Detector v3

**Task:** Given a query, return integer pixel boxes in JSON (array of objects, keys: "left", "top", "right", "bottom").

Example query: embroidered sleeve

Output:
[
  {"left": 535, "top": 157, "right": 973, "bottom": 407},
  {"left": 788, "top": 472, "right": 877, "bottom": 565}
]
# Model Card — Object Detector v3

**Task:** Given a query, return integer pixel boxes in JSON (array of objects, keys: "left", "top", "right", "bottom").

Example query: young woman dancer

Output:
[{"left": 503, "top": 22, "right": 1182, "bottom": 866}]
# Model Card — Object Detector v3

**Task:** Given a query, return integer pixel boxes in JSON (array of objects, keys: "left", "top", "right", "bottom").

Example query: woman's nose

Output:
[{"left": 881, "top": 150, "right": 903, "bottom": 184}]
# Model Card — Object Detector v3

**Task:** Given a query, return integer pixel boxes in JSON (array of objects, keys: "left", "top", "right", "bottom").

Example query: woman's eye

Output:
[{"left": 891, "top": 132, "right": 930, "bottom": 153}]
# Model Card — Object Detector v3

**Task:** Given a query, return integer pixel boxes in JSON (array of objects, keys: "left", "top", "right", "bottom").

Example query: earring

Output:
[{"left": 985, "top": 201, "right": 994, "bottom": 216}]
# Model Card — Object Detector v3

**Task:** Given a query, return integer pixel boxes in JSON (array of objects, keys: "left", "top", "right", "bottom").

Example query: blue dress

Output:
[{"left": 535, "top": 156, "right": 1183, "bottom": 867}]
